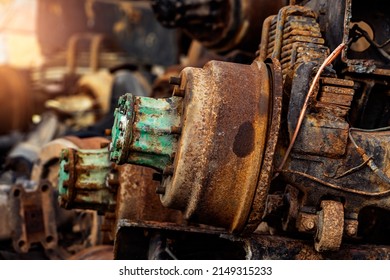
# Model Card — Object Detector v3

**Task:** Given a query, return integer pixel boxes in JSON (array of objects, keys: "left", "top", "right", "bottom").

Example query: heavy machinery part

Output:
[
  {"left": 245, "top": 234, "right": 390, "bottom": 260},
  {"left": 0, "top": 66, "right": 33, "bottom": 135},
  {"left": 6, "top": 113, "right": 60, "bottom": 180},
  {"left": 8, "top": 182, "right": 57, "bottom": 253},
  {"left": 280, "top": 128, "right": 390, "bottom": 216},
  {"left": 314, "top": 200, "right": 344, "bottom": 252},
  {"left": 35, "top": 0, "right": 385, "bottom": 257},
  {"left": 266, "top": 33, "right": 389, "bottom": 253},
  {"left": 58, "top": 148, "right": 117, "bottom": 213},
  {"left": 114, "top": 164, "right": 183, "bottom": 230},
  {"left": 1, "top": 131, "right": 109, "bottom": 256},
  {"left": 113, "top": 164, "right": 248, "bottom": 260},
  {"left": 258, "top": 5, "right": 329, "bottom": 76},
  {"left": 152, "top": 0, "right": 288, "bottom": 53},
  {"left": 45, "top": 70, "right": 114, "bottom": 130},
  {"left": 111, "top": 60, "right": 272, "bottom": 232},
  {"left": 305, "top": 0, "right": 390, "bottom": 75},
  {"left": 113, "top": 164, "right": 184, "bottom": 259},
  {"left": 110, "top": 94, "right": 182, "bottom": 171},
  {"left": 31, "top": 136, "right": 109, "bottom": 186},
  {"left": 263, "top": 3, "right": 390, "bottom": 252},
  {"left": 333, "top": 0, "right": 390, "bottom": 129},
  {"left": 288, "top": 73, "right": 355, "bottom": 157},
  {"left": 77, "top": 70, "right": 114, "bottom": 116}
]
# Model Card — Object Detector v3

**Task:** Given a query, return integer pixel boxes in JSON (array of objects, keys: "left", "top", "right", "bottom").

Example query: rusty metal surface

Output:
[
  {"left": 259, "top": 5, "right": 328, "bottom": 77},
  {"left": 151, "top": 66, "right": 183, "bottom": 98},
  {"left": 281, "top": 130, "right": 390, "bottom": 210},
  {"left": 244, "top": 58, "right": 283, "bottom": 233},
  {"left": 305, "top": 0, "right": 389, "bottom": 75},
  {"left": 113, "top": 164, "right": 235, "bottom": 259},
  {"left": 113, "top": 164, "right": 184, "bottom": 257},
  {"left": 246, "top": 234, "right": 390, "bottom": 260},
  {"left": 31, "top": 136, "right": 109, "bottom": 186},
  {"left": 284, "top": 64, "right": 354, "bottom": 158},
  {"left": 159, "top": 60, "right": 271, "bottom": 232},
  {"left": 274, "top": 127, "right": 390, "bottom": 251},
  {"left": 59, "top": 148, "right": 117, "bottom": 213},
  {"left": 340, "top": 0, "right": 390, "bottom": 75},
  {"left": 314, "top": 200, "right": 344, "bottom": 252},
  {"left": 113, "top": 165, "right": 227, "bottom": 241},
  {"left": 8, "top": 182, "right": 58, "bottom": 253},
  {"left": 115, "top": 164, "right": 183, "bottom": 227},
  {"left": 253, "top": 2, "right": 390, "bottom": 253}
]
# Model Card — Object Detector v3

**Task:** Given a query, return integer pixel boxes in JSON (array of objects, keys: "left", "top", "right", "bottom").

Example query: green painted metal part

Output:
[
  {"left": 58, "top": 148, "right": 117, "bottom": 213},
  {"left": 109, "top": 93, "right": 182, "bottom": 172}
]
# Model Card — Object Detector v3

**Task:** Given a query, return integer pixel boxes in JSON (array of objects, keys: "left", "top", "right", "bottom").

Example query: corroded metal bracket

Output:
[{"left": 8, "top": 182, "right": 58, "bottom": 253}]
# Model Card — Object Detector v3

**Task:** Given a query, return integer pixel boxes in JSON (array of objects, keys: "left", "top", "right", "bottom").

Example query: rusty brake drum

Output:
[{"left": 159, "top": 60, "right": 272, "bottom": 232}]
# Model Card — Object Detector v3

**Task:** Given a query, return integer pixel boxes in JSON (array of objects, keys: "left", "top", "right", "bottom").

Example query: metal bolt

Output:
[
  {"left": 303, "top": 219, "right": 315, "bottom": 231},
  {"left": 169, "top": 76, "right": 181, "bottom": 85},
  {"left": 156, "top": 184, "right": 166, "bottom": 195},
  {"left": 173, "top": 87, "right": 185, "bottom": 97},
  {"left": 346, "top": 224, "right": 357, "bottom": 236}
]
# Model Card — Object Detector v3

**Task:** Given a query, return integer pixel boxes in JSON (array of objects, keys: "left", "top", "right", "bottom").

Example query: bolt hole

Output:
[
  {"left": 46, "top": 236, "right": 54, "bottom": 243},
  {"left": 18, "top": 240, "right": 25, "bottom": 248},
  {"left": 41, "top": 184, "right": 49, "bottom": 192},
  {"left": 13, "top": 189, "right": 20, "bottom": 197}
]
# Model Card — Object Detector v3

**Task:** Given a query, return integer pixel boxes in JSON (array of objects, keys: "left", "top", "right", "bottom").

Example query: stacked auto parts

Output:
[{"left": 62, "top": 0, "right": 390, "bottom": 259}]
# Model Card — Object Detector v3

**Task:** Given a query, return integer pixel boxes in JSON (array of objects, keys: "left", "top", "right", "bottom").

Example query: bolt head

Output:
[
  {"left": 169, "top": 76, "right": 181, "bottom": 85},
  {"left": 304, "top": 219, "right": 315, "bottom": 230},
  {"left": 346, "top": 224, "right": 357, "bottom": 236},
  {"left": 156, "top": 184, "right": 166, "bottom": 195}
]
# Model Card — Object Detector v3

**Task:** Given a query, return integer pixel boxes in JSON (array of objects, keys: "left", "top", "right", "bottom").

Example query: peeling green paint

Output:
[
  {"left": 109, "top": 93, "right": 182, "bottom": 172},
  {"left": 58, "top": 148, "right": 117, "bottom": 213}
]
